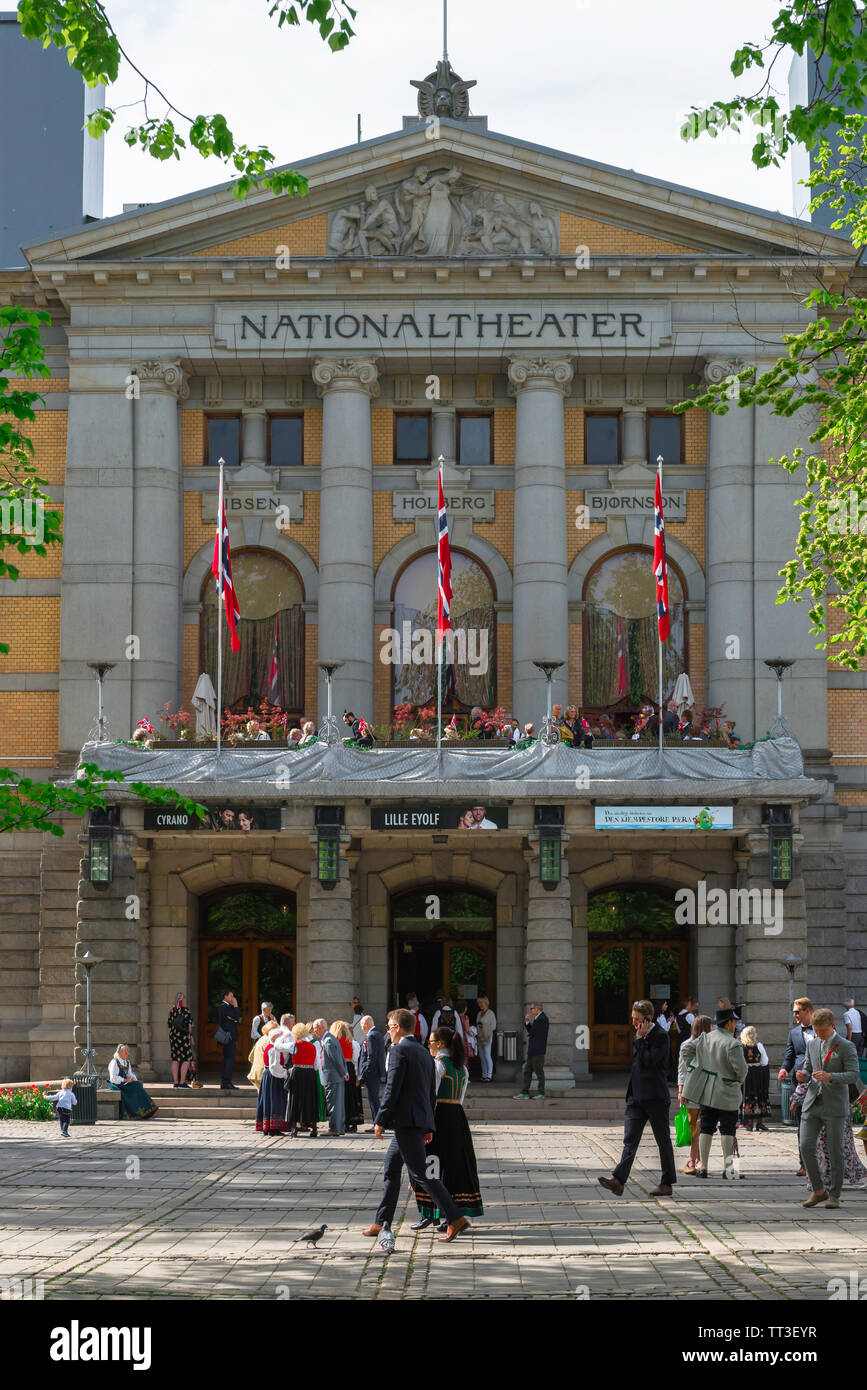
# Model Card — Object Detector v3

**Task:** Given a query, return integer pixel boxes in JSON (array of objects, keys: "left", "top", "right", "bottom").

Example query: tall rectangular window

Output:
[
  {"left": 585, "top": 414, "right": 620, "bottom": 467},
  {"left": 394, "top": 412, "right": 431, "bottom": 463},
  {"left": 206, "top": 414, "right": 241, "bottom": 467},
  {"left": 647, "top": 412, "right": 683, "bottom": 465},
  {"left": 269, "top": 414, "right": 303, "bottom": 466},
  {"left": 457, "top": 412, "right": 492, "bottom": 465}
]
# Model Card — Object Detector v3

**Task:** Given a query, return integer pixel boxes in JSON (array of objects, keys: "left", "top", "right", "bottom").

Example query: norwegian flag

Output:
[
  {"left": 268, "top": 618, "right": 281, "bottom": 704},
  {"left": 211, "top": 497, "right": 241, "bottom": 653},
  {"left": 436, "top": 465, "right": 452, "bottom": 649},
  {"left": 653, "top": 462, "right": 670, "bottom": 644}
]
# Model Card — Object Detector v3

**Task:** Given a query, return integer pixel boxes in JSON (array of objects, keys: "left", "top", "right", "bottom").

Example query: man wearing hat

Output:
[{"left": 679, "top": 1005, "right": 748, "bottom": 1178}]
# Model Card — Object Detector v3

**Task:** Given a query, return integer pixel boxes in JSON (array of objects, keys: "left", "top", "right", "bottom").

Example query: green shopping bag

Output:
[{"left": 674, "top": 1103, "right": 691, "bottom": 1148}]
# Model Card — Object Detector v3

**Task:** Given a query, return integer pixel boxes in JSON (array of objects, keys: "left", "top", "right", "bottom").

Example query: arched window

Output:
[
  {"left": 392, "top": 549, "right": 496, "bottom": 716},
  {"left": 202, "top": 549, "right": 304, "bottom": 713},
  {"left": 583, "top": 547, "right": 686, "bottom": 711}
]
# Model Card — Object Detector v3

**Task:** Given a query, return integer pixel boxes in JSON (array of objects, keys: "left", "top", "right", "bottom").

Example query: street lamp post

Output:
[
  {"left": 764, "top": 657, "right": 794, "bottom": 736},
  {"left": 533, "top": 660, "right": 564, "bottom": 747},
  {"left": 74, "top": 950, "right": 102, "bottom": 1078},
  {"left": 86, "top": 662, "right": 116, "bottom": 744},
  {"left": 316, "top": 660, "right": 344, "bottom": 746}
]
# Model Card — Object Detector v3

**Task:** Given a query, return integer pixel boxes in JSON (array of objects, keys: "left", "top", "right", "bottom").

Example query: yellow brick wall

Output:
[
  {"left": 836, "top": 791, "right": 867, "bottom": 806},
  {"left": 671, "top": 490, "right": 705, "bottom": 571},
  {"left": 304, "top": 624, "right": 318, "bottom": 719},
  {"left": 304, "top": 408, "right": 321, "bottom": 466},
  {"left": 567, "top": 491, "right": 606, "bottom": 565},
  {"left": 496, "top": 621, "right": 512, "bottom": 715},
  {"left": 826, "top": 604, "right": 867, "bottom": 672},
  {"left": 191, "top": 214, "right": 327, "bottom": 257},
  {"left": 828, "top": 691, "right": 864, "bottom": 756},
  {"left": 684, "top": 409, "right": 707, "bottom": 467},
  {"left": 565, "top": 407, "right": 584, "bottom": 466},
  {"left": 689, "top": 622, "right": 706, "bottom": 719},
  {"left": 6, "top": 377, "right": 69, "bottom": 393},
  {"left": 560, "top": 213, "right": 695, "bottom": 256},
  {"left": 0, "top": 597, "right": 60, "bottom": 672},
  {"left": 18, "top": 411, "right": 67, "bottom": 486},
  {"left": 373, "top": 493, "right": 413, "bottom": 568},
  {"left": 472, "top": 492, "right": 514, "bottom": 568},
  {"left": 9, "top": 513, "right": 64, "bottom": 578},
  {"left": 374, "top": 622, "right": 391, "bottom": 728},
  {"left": 183, "top": 410, "right": 205, "bottom": 468},
  {"left": 0, "top": 692, "right": 57, "bottom": 760},
  {"left": 568, "top": 621, "right": 582, "bottom": 711},
  {"left": 183, "top": 493, "right": 213, "bottom": 569},
  {"left": 493, "top": 405, "right": 514, "bottom": 467},
  {"left": 372, "top": 407, "right": 392, "bottom": 465}
]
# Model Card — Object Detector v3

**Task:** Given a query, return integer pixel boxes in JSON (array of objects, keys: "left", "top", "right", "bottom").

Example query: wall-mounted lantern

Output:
[
  {"left": 762, "top": 804, "right": 794, "bottom": 888},
  {"left": 315, "top": 805, "right": 344, "bottom": 889},
  {"left": 87, "top": 807, "right": 119, "bottom": 887},
  {"left": 535, "top": 805, "right": 564, "bottom": 891}
]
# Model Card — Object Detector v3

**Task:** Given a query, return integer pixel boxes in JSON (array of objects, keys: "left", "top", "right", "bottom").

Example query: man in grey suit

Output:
[{"left": 800, "top": 1007, "right": 861, "bottom": 1209}]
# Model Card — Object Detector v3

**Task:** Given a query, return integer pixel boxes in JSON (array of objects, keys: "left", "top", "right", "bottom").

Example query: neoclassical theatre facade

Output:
[{"left": 1, "top": 60, "right": 864, "bottom": 1085}]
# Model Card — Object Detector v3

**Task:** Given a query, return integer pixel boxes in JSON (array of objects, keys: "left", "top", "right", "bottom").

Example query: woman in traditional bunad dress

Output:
[
  {"left": 255, "top": 1017, "right": 294, "bottom": 1135},
  {"left": 410, "top": 1026, "right": 484, "bottom": 1232},
  {"left": 247, "top": 1021, "right": 277, "bottom": 1090},
  {"left": 330, "top": 1020, "right": 364, "bottom": 1133},
  {"left": 108, "top": 1044, "right": 158, "bottom": 1119},
  {"left": 284, "top": 1022, "right": 320, "bottom": 1137}
]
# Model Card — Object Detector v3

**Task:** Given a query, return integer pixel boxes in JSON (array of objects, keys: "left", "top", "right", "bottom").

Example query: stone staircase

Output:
[{"left": 134, "top": 1079, "right": 651, "bottom": 1123}]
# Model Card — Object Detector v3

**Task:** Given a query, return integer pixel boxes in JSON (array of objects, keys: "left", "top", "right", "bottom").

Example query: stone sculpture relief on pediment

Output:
[{"left": 326, "top": 166, "right": 559, "bottom": 258}]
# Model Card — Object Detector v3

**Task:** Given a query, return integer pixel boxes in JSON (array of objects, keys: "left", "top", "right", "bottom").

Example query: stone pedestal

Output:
[
  {"left": 508, "top": 356, "right": 572, "bottom": 721},
  {"left": 313, "top": 357, "right": 378, "bottom": 722},
  {"left": 306, "top": 844, "right": 355, "bottom": 1022},
  {"left": 525, "top": 839, "right": 575, "bottom": 1091}
]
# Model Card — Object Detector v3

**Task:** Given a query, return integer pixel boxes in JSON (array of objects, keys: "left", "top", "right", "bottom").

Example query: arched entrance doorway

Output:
[
  {"left": 589, "top": 885, "right": 689, "bottom": 1068},
  {"left": 198, "top": 886, "right": 297, "bottom": 1071},
  {"left": 390, "top": 886, "right": 495, "bottom": 1024}
]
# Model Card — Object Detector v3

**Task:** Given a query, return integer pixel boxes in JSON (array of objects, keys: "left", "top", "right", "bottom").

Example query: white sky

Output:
[{"left": 100, "top": 0, "right": 799, "bottom": 219}]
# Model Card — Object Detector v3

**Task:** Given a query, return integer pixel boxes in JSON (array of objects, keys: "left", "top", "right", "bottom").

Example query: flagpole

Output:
[
  {"left": 216, "top": 458, "right": 224, "bottom": 758},
  {"left": 436, "top": 456, "right": 443, "bottom": 761},
  {"left": 655, "top": 455, "right": 664, "bottom": 761}
]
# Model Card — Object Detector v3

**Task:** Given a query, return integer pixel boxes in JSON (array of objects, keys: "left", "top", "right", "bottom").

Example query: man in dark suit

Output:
[
  {"left": 357, "top": 1014, "right": 386, "bottom": 1132},
  {"left": 515, "top": 1001, "right": 549, "bottom": 1099},
  {"left": 218, "top": 989, "right": 241, "bottom": 1091},
  {"left": 777, "top": 997, "right": 816, "bottom": 1176},
  {"left": 599, "top": 998, "right": 676, "bottom": 1197},
  {"left": 362, "top": 1008, "right": 468, "bottom": 1245}
]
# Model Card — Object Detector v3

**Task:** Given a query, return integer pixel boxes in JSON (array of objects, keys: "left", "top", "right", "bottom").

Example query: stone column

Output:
[
  {"left": 131, "top": 361, "right": 185, "bottom": 725},
  {"left": 621, "top": 406, "right": 647, "bottom": 466},
  {"left": 242, "top": 376, "right": 267, "bottom": 465},
  {"left": 312, "top": 357, "right": 378, "bottom": 721},
  {"left": 59, "top": 362, "right": 135, "bottom": 753},
  {"left": 306, "top": 839, "right": 355, "bottom": 1023},
  {"left": 508, "top": 356, "right": 572, "bottom": 721},
  {"left": 431, "top": 405, "right": 456, "bottom": 466},
  {"left": 734, "top": 823, "right": 807, "bottom": 1090},
  {"left": 704, "top": 358, "right": 757, "bottom": 738},
  {"left": 524, "top": 837, "right": 575, "bottom": 1091}
]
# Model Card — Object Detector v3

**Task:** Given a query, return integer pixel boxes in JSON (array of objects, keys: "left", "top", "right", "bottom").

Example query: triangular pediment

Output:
[{"left": 23, "top": 119, "right": 852, "bottom": 265}]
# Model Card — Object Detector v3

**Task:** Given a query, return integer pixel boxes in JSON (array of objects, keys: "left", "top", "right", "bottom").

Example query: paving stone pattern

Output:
[{"left": 0, "top": 1118, "right": 863, "bottom": 1300}]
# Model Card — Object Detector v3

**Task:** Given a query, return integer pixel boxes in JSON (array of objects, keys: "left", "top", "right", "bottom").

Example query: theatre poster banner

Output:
[{"left": 594, "top": 806, "right": 734, "bottom": 830}]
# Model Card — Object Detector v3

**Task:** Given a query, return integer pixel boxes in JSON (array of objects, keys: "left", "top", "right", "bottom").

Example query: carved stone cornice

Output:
[
  {"left": 312, "top": 356, "right": 380, "bottom": 398},
  {"left": 132, "top": 359, "right": 189, "bottom": 399},
  {"left": 507, "top": 356, "right": 574, "bottom": 396}
]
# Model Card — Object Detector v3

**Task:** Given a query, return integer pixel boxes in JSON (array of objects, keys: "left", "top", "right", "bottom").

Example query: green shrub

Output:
[{"left": 0, "top": 1084, "right": 54, "bottom": 1120}]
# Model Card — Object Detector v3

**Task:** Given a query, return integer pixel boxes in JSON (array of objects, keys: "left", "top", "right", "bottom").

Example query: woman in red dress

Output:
[{"left": 284, "top": 1022, "right": 319, "bottom": 1137}]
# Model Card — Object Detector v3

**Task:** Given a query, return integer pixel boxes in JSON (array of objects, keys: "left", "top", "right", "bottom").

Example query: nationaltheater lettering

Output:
[
  {"left": 237, "top": 309, "right": 646, "bottom": 342},
  {"left": 215, "top": 300, "right": 672, "bottom": 352}
]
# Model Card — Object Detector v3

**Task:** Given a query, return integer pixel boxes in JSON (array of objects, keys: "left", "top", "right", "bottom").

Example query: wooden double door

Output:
[
  {"left": 589, "top": 939, "right": 688, "bottom": 1068},
  {"left": 392, "top": 936, "right": 494, "bottom": 1017},
  {"left": 198, "top": 939, "right": 296, "bottom": 1071}
]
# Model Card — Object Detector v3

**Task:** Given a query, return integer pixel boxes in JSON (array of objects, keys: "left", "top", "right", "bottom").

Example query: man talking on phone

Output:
[{"left": 599, "top": 999, "right": 676, "bottom": 1198}]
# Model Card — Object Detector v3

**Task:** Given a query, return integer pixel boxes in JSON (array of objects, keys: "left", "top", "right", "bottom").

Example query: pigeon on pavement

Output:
[
  {"left": 378, "top": 1225, "right": 395, "bottom": 1255},
  {"left": 298, "top": 1223, "right": 328, "bottom": 1248}
]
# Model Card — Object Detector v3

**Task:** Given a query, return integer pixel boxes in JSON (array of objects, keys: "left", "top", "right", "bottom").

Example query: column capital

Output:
[
  {"left": 313, "top": 356, "right": 380, "bottom": 398},
  {"left": 132, "top": 359, "right": 189, "bottom": 399},
  {"left": 703, "top": 356, "right": 747, "bottom": 386},
  {"left": 507, "top": 356, "right": 574, "bottom": 395}
]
